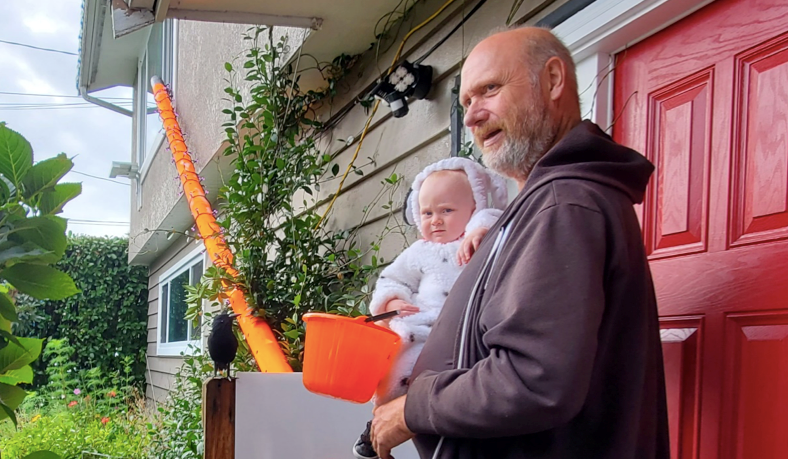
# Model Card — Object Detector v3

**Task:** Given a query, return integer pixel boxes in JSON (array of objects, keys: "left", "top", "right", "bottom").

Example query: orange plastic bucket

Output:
[{"left": 302, "top": 313, "right": 401, "bottom": 403}]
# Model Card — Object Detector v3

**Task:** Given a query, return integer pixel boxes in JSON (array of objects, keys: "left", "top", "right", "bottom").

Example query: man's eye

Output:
[{"left": 486, "top": 84, "right": 498, "bottom": 91}]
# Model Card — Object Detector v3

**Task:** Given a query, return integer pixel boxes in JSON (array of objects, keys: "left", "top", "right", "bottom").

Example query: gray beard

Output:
[{"left": 482, "top": 131, "right": 553, "bottom": 183}]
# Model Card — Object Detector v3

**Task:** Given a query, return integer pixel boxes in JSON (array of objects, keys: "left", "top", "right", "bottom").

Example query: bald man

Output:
[{"left": 370, "top": 27, "right": 669, "bottom": 459}]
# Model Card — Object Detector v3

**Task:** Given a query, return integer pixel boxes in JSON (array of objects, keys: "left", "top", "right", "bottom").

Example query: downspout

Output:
[{"left": 79, "top": 85, "right": 133, "bottom": 117}]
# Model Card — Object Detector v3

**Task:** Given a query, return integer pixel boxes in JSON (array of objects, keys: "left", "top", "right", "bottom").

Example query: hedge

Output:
[{"left": 16, "top": 235, "right": 149, "bottom": 390}]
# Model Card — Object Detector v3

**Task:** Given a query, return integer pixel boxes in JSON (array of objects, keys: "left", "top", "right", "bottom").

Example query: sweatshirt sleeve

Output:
[
  {"left": 367, "top": 245, "right": 421, "bottom": 316},
  {"left": 465, "top": 208, "right": 503, "bottom": 233},
  {"left": 405, "top": 203, "right": 607, "bottom": 438}
]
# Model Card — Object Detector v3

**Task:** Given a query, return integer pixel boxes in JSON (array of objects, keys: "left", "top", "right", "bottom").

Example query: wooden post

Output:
[{"left": 203, "top": 377, "right": 236, "bottom": 459}]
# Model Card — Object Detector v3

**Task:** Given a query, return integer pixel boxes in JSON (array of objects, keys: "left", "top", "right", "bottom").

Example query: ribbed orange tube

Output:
[{"left": 151, "top": 76, "right": 292, "bottom": 373}]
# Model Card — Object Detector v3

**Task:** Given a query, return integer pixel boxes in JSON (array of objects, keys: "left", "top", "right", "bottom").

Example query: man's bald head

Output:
[{"left": 460, "top": 27, "right": 581, "bottom": 187}]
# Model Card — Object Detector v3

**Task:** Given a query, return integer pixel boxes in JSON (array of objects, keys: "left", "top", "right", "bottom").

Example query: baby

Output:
[{"left": 353, "top": 157, "right": 508, "bottom": 459}]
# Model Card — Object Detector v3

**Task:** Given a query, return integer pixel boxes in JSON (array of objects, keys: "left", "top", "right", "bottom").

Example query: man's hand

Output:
[
  {"left": 457, "top": 226, "right": 490, "bottom": 265},
  {"left": 371, "top": 396, "right": 414, "bottom": 459}
]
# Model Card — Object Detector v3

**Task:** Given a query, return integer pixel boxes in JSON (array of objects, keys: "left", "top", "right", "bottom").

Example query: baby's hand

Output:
[
  {"left": 384, "top": 299, "right": 420, "bottom": 318},
  {"left": 457, "top": 227, "right": 490, "bottom": 265}
]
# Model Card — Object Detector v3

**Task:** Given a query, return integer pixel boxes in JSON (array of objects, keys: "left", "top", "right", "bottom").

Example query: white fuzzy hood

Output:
[{"left": 408, "top": 157, "right": 508, "bottom": 237}]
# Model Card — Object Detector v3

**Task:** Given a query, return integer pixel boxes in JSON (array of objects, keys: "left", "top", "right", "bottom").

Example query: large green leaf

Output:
[
  {"left": 0, "top": 400, "right": 17, "bottom": 426},
  {"left": 23, "top": 452, "right": 61, "bottom": 459},
  {"left": 0, "top": 364, "right": 33, "bottom": 385},
  {"left": 0, "top": 241, "right": 53, "bottom": 267},
  {"left": 0, "top": 382, "right": 26, "bottom": 422},
  {"left": 8, "top": 216, "right": 67, "bottom": 261},
  {"left": 0, "top": 263, "right": 79, "bottom": 300},
  {"left": 0, "top": 124, "right": 33, "bottom": 187},
  {"left": 0, "top": 292, "right": 17, "bottom": 322},
  {"left": 22, "top": 153, "right": 73, "bottom": 198},
  {"left": 38, "top": 182, "right": 81, "bottom": 215},
  {"left": 0, "top": 337, "right": 42, "bottom": 373}
]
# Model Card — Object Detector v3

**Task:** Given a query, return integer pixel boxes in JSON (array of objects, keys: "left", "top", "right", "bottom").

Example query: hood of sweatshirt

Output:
[{"left": 522, "top": 120, "right": 654, "bottom": 204}]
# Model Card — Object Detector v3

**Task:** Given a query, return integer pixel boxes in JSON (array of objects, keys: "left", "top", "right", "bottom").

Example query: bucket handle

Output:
[{"left": 363, "top": 310, "right": 401, "bottom": 323}]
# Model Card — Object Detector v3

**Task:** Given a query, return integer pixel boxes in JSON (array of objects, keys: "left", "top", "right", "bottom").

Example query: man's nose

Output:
[{"left": 463, "top": 101, "right": 488, "bottom": 128}]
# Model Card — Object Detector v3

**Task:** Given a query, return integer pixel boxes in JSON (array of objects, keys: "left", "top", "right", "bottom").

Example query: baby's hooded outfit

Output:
[{"left": 369, "top": 157, "right": 508, "bottom": 404}]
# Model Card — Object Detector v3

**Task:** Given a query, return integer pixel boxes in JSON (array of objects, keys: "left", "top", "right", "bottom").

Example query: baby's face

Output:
[{"left": 418, "top": 170, "right": 476, "bottom": 243}]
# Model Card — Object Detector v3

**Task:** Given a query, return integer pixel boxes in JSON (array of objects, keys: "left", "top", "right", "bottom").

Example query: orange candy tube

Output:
[{"left": 151, "top": 76, "right": 292, "bottom": 373}]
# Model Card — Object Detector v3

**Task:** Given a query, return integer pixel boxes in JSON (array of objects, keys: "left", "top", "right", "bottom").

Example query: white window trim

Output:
[
  {"left": 552, "top": 0, "right": 715, "bottom": 128},
  {"left": 136, "top": 19, "right": 179, "bottom": 199},
  {"left": 157, "top": 245, "right": 205, "bottom": 357}
]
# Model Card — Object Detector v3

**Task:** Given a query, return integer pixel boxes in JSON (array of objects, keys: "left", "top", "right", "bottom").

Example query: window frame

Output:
[
  {"left": 156, "top": 246, "right": 205, "bottom": 357},
  {"left": 135, "top": 19, "right": 177, "bottom": 201}
]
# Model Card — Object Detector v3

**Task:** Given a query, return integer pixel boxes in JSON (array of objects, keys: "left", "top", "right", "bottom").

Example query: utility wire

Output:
[
  {"left": 69, "top": 218, "right": 129, "bottom": 224},
  {"left": 70, "top": 170, "right": 131, "bottom": 186},
  {"left": 68, "top": 220, "right": 129, "bottom": 227},
  {"left": 0, "top": 91, "right": 131, "bottom": 100},
  {"left": 0, "top": 38, "right": 78, "bottom": 56},
  {"left": 0, "top": 104, "right": 134, "bottom": 111}
]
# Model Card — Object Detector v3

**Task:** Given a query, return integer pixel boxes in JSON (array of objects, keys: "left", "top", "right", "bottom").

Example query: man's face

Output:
[
  {"left": 418, "top": 171, "right": 476, "bottom": 243},
  {"left": 460, "top": 39, "right": 557, "bottom": 182}
]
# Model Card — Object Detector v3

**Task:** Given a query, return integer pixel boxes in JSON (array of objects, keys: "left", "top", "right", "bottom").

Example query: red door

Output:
[{"left": 613, "top": 0, "right": 788, "bottom": 457}]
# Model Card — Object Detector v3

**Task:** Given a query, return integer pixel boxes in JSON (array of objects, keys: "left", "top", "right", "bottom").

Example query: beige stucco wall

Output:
[
  {"left": 129, "top": 22, "right": 307, "bottom": 263},
  {"left": 140, "top": 0, "right": 569, "bottom": 401}
]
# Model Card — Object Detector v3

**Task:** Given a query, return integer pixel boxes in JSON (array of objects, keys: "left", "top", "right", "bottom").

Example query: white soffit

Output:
[
  {"left": 80, "top": 0, "right": 149, "bottom": 93},
  {"left": 163, "top": 0, "right": 408, "bottom": 84}
]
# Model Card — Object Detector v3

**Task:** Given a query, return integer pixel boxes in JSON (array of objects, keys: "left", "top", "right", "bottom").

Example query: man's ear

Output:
[{"left": 544, "top": 56, "right": 566, "bottom": 102}]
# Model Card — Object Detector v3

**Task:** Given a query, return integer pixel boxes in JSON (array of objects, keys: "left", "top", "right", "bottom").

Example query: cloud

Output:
[{"left": 1, "top": 0, "right": 132, "bottom": 238}]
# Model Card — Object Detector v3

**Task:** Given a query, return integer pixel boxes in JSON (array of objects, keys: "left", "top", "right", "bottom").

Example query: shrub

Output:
[
  {"left": 15, "top": 236, "right": 148, "bottom": 389},
  {"left": 146, "top": 346, "right": 210, "bottom": 459},
  {"left": 187, "top": 27, "right": 406, "bottom": 371},
  {"left": 1, "top": 338, "right": 149, "bottom": 459},
  {"left": 0, "top": 402, "right": 149, "bottom": 459},
  {"left": 0, "top": 123, "right": 80, "bottom": 428}
]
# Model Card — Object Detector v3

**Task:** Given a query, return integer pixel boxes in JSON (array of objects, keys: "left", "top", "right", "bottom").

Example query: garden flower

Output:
[
  {"left": 74, "top": 388, "right": 81, "bottom": 395},
  {"left": 68, "top": 401, "right": 78, "bottom": 408},
  {"left": 108, "top": 390, "right": 117, "bottom": 398},
  {"left": 101, "top": 417, "right": 110, "bottom": 425},
  {"left": 31, "top": 414, "right": 41, "bottom": 422}
]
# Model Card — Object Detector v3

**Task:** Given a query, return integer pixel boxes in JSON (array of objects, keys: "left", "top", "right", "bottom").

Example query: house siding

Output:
[
  {"left": 309, "top": 0, "right": 567, "bottom": 258},
  {"left": 129, "top": 22, "right": 306, "bottom": 262},
  {"left": 144, "top": 237, "right": 205, "bottom": 403}
]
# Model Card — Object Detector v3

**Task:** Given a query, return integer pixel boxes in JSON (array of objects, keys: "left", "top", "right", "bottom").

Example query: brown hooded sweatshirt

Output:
[{"left": 404, "top": 121, "right": 670, "bottom": 458}]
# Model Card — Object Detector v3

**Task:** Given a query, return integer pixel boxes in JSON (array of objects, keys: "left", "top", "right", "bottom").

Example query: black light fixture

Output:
[{"left": 369, "top": 60, "right": 433, "bottom": 118}]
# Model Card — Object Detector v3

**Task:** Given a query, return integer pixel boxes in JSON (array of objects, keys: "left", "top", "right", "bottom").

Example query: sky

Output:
[{"left": 1, "top": 0, "right": 132, "bottom": 237}]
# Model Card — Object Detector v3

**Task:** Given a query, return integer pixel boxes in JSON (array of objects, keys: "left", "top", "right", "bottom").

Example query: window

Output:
[
  {"left": 158, "top": 248, "right": 204, "bottom": 356},
  {"left": 135, "top": 20, "right": 176, "bottom": 185}
]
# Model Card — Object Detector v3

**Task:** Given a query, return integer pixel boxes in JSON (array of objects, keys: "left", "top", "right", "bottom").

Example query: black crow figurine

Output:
[{"left": 208, "top": 311, "right": 239, "bottom": 378}]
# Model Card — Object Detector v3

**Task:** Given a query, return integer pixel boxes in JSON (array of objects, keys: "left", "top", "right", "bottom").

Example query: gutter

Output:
[{"left": 79, "top": 85, "right": 133, "bottom": 117}]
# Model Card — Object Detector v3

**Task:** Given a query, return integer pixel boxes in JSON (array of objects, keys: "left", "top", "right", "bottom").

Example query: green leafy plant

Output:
[
  {"left": 0, "top": 123, "right": 80, "bottom": 425},
  {"left": 0, "top": 398, "right": 148, "bottom": 459},
  {"left": 14, "top": 236, "right": 148, "bottom": 389},
  {"left": 185, "top": 27, "right": 407, "bottom": 370},
  {"left": 2, "top": 338, "right": 146, "bottom": 458},
  {"left": 146, "top": 346, "right": 210, "bottom": 459}
]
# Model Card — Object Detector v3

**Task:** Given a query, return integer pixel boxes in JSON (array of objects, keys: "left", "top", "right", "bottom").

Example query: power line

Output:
[
  {"left": 0, "top": 91, "right": 131, "bottom": 100},
  {"left": 0, "top": 102, "right": 134, "bottom": 107},
  {"left": 0, "top": 104, "right": 135, "bottom": 111},
  {"left": 68, "top": 218, "right": 129, "bottom": 226},
  {"left": 70, "top": 170, "right": 131, "bottom": 186},
  {"left": 0, "top": 38, "right": 78, "bottom": 56}
]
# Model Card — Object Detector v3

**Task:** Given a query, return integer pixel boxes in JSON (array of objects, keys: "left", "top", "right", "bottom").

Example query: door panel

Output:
[
  {"left": 731, "top": 34, "right": 788, "bottom": 246},
  {"left": 722, "top": 311, "right": 788, "bottom": 459},
  {"left": 661, "top": 319, "right": 703, "bottom": 459},
  {"left": 613, "top": 0, "right": 788, "bottom": 456}
]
